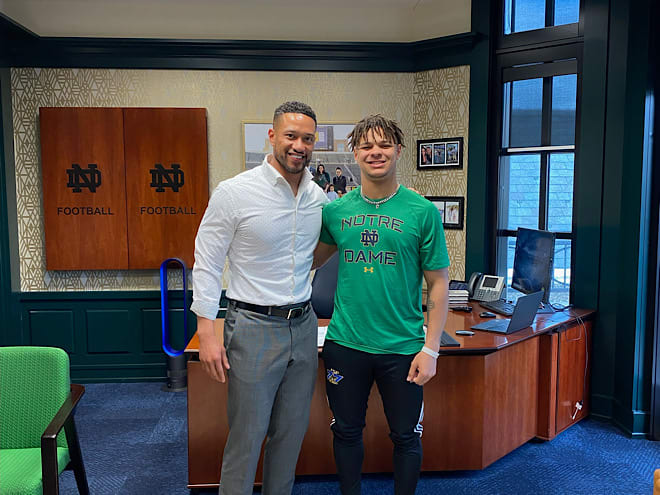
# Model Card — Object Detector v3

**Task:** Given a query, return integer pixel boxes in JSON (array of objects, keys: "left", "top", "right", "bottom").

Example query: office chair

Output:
[
  {"left": 0, "top": 346, "right": 89, "bottom": 495},
  {"left": 311, "top": 251, "right": 339, "bottom": 319}
]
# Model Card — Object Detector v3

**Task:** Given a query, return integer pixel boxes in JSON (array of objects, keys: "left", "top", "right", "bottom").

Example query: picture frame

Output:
[
  {"left": 242, "top": 122, "right": 361, "bottom": 190},
  {"left": 425, "top": 196, "right": 464, "bottom": 230},
  {"left": 416, "top": 137, "right": 464, "bottom": 170}
]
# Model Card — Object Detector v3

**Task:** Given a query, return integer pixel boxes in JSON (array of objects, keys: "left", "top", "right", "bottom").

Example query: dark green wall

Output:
[
  {"left": 465, "top": 0, "right": 494, "bottom": 277},
  {"left": 15, "top": 291, "right": 198, "bottom": 382},
  {"left": 576, "top": 0, "right": 655, "bottom": 435}
]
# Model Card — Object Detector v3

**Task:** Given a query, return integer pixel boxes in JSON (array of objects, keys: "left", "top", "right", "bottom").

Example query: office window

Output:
[
  {"left": 551, "top": 74, "right": 577, "bottom": 145},
  {"left": 496, "top": 62, "right": 578, "bottom": 306},
  {"left": 507, "top": 78, "right": 544, "bottom": 147},
  {"left": 554, "top": 0, "right": 580, "bottom": 26},
  {"left": 504, "top": 0, "right": 580, "bottom": 35}
]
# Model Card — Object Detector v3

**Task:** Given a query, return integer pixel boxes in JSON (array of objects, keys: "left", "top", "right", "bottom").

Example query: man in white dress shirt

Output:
[{"left": 191, "top": 101, "right": 328, "bottom": 495}]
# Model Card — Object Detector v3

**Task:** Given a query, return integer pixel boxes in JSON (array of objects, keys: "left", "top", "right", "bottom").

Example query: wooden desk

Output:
[{"left": 185, "top": 305, "right": 594, "bottom": 489}]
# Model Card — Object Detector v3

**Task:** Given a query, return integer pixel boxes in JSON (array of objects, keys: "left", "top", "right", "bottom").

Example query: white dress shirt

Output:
[{"left": 191, "top": 157, "right": 329, "bottom": 320}]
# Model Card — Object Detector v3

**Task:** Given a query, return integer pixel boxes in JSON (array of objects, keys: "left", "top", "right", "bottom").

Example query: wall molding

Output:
[
  {"left": 15, "top": 289, "right": 212, "bottom": 382},
  {"left": 0, "top": 14, "right": 478, "bottom": 72},
  {"left": 591, "top": 392, "right": 651, "bottom": 436}
]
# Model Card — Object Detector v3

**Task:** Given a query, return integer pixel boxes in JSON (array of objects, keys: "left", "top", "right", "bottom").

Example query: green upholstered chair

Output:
[{"left": 0, "top": 346, "right": 89, "bottom": 495}]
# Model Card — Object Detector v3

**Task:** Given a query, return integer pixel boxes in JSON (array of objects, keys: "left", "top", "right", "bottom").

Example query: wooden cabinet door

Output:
[
  {"left": 123, "top": 108, "right": 209, "bottom": 269},
  {"left": 40, "top": 107, "right": 128, "bottom": 270},
  {"left": 556, "top": 320, "right": 592, "bottom": 433}
]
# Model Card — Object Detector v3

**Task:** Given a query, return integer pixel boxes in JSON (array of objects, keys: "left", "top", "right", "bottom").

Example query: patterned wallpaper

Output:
[
  {"left": 10, "top": 66, "right": 469, "bottom": 291},
  {"left": 411, "top": 66, "right": 470, "bottom": 280}
]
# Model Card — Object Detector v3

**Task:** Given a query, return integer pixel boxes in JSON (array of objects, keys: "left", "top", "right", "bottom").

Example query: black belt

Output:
[{"left": 229, "top": 299, "right": 311, "bottom": 320}]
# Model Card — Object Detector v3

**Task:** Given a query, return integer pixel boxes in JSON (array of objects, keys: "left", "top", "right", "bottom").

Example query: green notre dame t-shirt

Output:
[{"left": 319, "top": 185, "right": 450, "bottom": 355}]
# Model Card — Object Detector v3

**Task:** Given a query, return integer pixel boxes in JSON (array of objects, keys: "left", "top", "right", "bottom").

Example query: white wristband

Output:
[{"left": 421, "top": 346, "right": 439, "bottom": 359}]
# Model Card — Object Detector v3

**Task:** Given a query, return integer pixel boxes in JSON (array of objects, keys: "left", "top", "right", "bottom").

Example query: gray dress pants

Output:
[{"left": 219, "top": 302, "right": 318, "bottom": 495}]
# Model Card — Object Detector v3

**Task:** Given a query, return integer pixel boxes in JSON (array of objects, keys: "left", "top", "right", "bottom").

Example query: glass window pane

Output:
[
  {"left": 504, "top": 0, "right": 513, "bottom": 35},
  {"left": 547, "top": 153, "right": 574, "bottom": 231},
  {"left": 554, "top": 0, "right": 580, "bottom": 26},
  {"left": 550, "top": 238, "right": 571, "bottom": 306},
  {"left": 508, "top": 79, "right": 543, "bottom": 148},
  {"left": 505, "top": 0, "right": 546, "bottom": 34},
  {"left": 498, "top": 154, "right": 540, "bottom": 230},
  {"left": 551, "top": 74, "right": 577, "bottom": 145},
  {"left": 504, "top": 236, "right": 516, "bottom": 288},
  {"left": 502, "top": 83, "right": 511, "bottom": 148}
]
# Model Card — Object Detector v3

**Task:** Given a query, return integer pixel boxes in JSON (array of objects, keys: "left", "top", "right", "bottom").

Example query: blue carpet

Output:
[{"left": 59, "top": 382, "right": 659, "bottom": 494}]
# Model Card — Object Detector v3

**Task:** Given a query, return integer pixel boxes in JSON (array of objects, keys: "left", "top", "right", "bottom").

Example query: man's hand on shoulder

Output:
[
  {"left": 407, "top": 351, "right": 437, "bottom": 386},
  {"left": 197, "top": 317, "right": 230, "bottom": 383}
]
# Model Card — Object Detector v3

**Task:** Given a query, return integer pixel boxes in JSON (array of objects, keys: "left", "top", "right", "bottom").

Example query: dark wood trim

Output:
[
  {"left": 0, "top": 12, "right": 38, "bottom": 43},
  {"left": 0, "top": 11, "right": 478, "bottom": 72},
  {"left": 498, "top": 229, "right": 574, "bottom": 240},
  {"left": 0, "top": 72, "right": 11, "bottom": 346},
  {"left": 18, "top": 289, "right": 182, "bottom": 301},
  {"left": 497, "top": 43, "right": 581, "bottom": 67},
  {"left": 465, "top": 0, "right": 495, "bottom": 277},
  {"left": 42, "top": 384, "right": 88, "bottom": 495},
  {"left": 502, "top": 58, "right": 578, "bottom": 82},
  {"left": 498, "top": 23, "right": 580, "bottom": 52},
  {"left": 651, "top": 0, "right": 660, "bottom": 440}
]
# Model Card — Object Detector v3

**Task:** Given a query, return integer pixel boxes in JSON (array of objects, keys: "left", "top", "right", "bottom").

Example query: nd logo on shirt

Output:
[{"left": 341, "top": 214, "right": 403, "bottom": 272}]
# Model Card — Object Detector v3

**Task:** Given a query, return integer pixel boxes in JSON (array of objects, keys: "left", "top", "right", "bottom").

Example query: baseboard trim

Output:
[{"left": 591, "top": 393, "right": 650, "bottom": 436}]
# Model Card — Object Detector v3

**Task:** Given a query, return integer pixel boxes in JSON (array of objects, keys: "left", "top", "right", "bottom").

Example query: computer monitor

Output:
[{"left": 511, "top": 227, "right": 556, "bottom": 305}]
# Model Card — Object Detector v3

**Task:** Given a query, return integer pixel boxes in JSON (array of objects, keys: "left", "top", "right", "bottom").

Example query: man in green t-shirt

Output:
[{"left": 312, "top": 115, "right": 450, "bottom": 495}]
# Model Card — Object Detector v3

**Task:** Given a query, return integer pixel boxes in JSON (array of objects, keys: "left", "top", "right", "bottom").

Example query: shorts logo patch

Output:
[{"left": 326, "top": 368, "right": 344, "bottom": 385}]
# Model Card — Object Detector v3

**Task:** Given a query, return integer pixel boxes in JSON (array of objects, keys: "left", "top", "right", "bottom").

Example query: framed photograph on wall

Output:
[
  {"left": 416, "top": 137, "right": 464, "bottom": 170},
  {"left": 425, "top": 196, "right": 464, "bottom": 230},
  {"left": 242, "top": 122, "right": 362, "bottom": 191}
]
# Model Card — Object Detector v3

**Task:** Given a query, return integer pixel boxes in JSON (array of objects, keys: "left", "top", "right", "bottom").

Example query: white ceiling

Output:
[{"left": 0, "top": 0, "right": 471, "bottom": 43}]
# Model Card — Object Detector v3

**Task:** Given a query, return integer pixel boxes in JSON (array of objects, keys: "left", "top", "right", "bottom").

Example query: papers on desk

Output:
[
  {"left": 318, "top": 326, "right": 328, "bottom": 347},
  {"left": 448, "top": 289, "right": 470, "bottom": 308}
]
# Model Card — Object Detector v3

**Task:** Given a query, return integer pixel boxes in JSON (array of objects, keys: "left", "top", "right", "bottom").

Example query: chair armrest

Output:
[
  {"left": 42, "top": 384, "right": 85, "bottom": 442},
  {"left": 41, "top": 384, "right": 85, "bottom": 494}
]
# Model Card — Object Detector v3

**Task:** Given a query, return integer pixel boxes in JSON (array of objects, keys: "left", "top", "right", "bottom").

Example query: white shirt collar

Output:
[{"left": 262, "top": 155, "right": 313, "bottom": 189}]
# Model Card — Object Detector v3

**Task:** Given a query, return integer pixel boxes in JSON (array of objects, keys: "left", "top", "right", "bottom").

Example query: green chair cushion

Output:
[
  {"left": 0, "top": 447, "right": 70, "bottom": 495},
  {"left": 0, "top": 347, "right": 70, "bottom": 449}
]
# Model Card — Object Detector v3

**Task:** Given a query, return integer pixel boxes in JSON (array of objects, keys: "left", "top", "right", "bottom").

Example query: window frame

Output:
[
  {"left": 497, "top": 0, "right": 584, "bottom": 49},
  {"left": 490, "top": 3, "right": 583, "bottom": 304}
]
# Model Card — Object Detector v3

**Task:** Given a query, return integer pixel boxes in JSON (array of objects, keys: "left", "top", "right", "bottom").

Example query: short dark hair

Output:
[
  {"left": 273, "top": 101, "right": 317, "bottom": 126},
  {"left": 347, "top": 114, "right": 405, "bottom": 151},
  {"left": 336, "top": 167, "right": 342, "bottom": 171}
]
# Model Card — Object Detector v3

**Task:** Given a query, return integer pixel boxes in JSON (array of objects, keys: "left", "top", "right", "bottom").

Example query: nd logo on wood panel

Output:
[
  {"left": 40, "top": 107, "right": 128, "bottom": 270},
  {"left": 39, "top": 107, "right": 209, "bottom": 270},
  {"left": 123, "top": 108, "right": 208, "bottom": 269}
]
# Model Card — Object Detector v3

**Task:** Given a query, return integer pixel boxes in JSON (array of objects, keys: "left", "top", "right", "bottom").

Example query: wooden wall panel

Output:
[
  {"left": 29, "top": 310, "right": 75, "bottom": 352},
  {"left": 123, "top": 108, "right": 208, "bottom": 269},
  {"left": 39, "top": 107, "right": 128, "bottom": 270},
  {"left": 141, "top": 307, "right": 188, "bottom": 353},
  {"left": 86, "top": 309, "right": 131, "bottom": 353}
]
